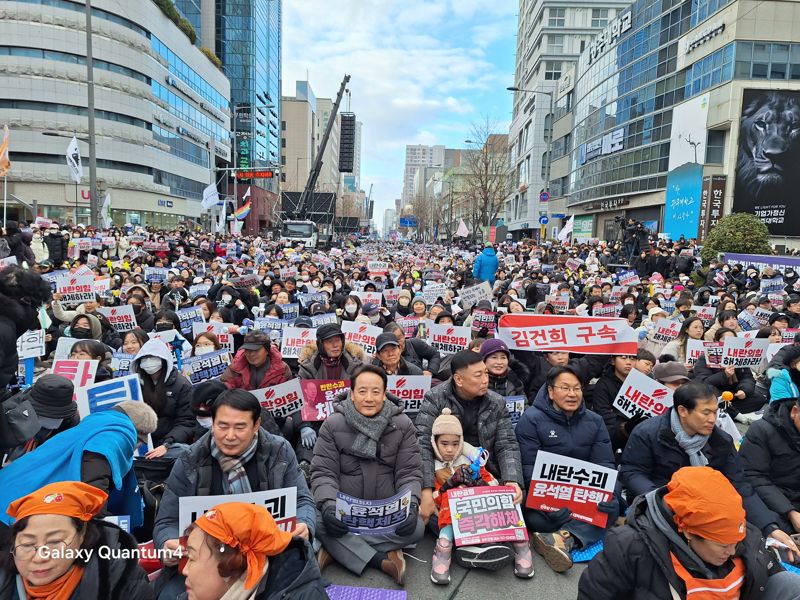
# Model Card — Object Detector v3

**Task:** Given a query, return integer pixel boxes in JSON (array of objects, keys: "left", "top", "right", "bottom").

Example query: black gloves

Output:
[
  {"left": 597, "top": 500, "right": 617, "bottom": 515},
  {"left": 394, "top": 502, "right": 419, "bottom": 537},
  {"left": 322, "top": 506, "right": 349, "bottom": 538}
]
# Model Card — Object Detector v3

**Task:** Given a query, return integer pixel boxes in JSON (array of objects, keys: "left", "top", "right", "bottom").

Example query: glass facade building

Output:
[
  {"left": 216, "top": 0, "right": 282, "bottom": 180},
  {"left": 559, "top": 0, "right": 800, "bottom": 210}
]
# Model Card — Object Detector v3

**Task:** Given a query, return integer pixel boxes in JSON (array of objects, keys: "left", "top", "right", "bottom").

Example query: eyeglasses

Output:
[
  {"left": 552, "top": 385, "right": 583, "bottom": 394},
  {"left": 12, "top": 535, "right": 79, "bottom": 560}
]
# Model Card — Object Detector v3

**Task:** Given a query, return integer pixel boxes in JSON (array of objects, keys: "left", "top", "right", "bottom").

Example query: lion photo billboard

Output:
[{"left": 733, "top": 89, "right": 800, "bottom": 236}]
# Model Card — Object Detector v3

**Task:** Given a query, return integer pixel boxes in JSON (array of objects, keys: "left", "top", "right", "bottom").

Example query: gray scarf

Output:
[
  {"left": 210, "top": 435, "right": 259, "bottom": 494},
  {"left": 670, "top": 409, "right": 709, "bottom": 467},
  {"left": 341, "top": 396, "right": 393, "bottom": 459}
]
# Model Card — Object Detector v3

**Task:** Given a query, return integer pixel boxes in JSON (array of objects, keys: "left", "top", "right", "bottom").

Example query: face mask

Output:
[
  {"left": 196, "top": 416, "right": 212, "bottom": 429},
  {"left": 310, "top": 282, "right": 319, "bottom": 289},
  {"left": 335, "top": 280, "right": 342, "bottom": 290},
  {"left": 130, "top": 303, "right": 143, "bottom": 315},
  {"left": 542, "top": 278, "right": 549, "bottom": 284},
  {"left": 71, "top": 327, "right": 92, "bottom": 339},
  {"left": 369, "top": 315, "right": 380, "bottom": 325},
  {"left": 155, "top": 323, "right": 173, "bottom": 332},
  {"left": 345, "top": 304, "right": 357, "bottom": 315},
  {"left": 139, "top": 356, "right": 162, "bottom": 374},
  {"left": 300, "top": 275, "right": 309, "bottom": 282},
  {"left": 195, "top": 345, "right": 214, "bottom": 355},
  {"left": 624, "top": 300, "right": 634, "bottom": 305}
]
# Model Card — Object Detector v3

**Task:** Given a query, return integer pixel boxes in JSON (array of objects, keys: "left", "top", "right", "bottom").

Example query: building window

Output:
[
  {"left": 544, "top": 61, "right": 561, "bottom": 80},
  {"left": 547, "top": 34, "right": 564, "bottom": 54},
  {"left": 591, "top": 9, "right": 609, "bottom": 28},
  {"left": 548, "top": 8, "right": 565, "bottom": 27},
  {"left": 706, "top": 130, "right": 725, "bottom": 164}
]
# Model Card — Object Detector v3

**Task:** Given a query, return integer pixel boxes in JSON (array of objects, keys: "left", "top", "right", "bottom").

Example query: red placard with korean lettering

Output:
[
  {"left": 526, "top": 451, "right": 617, "bottom": 528},
  {"left": 497, "top": 314, "right": 637, "bottom": 355},
  {"left": 300, "top": 380, "right": 350, "bottom": 421},
  {"left": 448, "top": 486, "right": 528, "bottom": 547}
]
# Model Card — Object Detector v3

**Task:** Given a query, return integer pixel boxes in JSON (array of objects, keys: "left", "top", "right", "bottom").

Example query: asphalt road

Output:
[{"left": 322, "top": 534, "right": 586, "bottom": 600}]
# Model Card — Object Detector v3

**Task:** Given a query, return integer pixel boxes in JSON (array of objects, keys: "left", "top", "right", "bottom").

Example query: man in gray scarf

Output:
[{"left": 620, "top": 381, "right": 800, "bottom": 558}]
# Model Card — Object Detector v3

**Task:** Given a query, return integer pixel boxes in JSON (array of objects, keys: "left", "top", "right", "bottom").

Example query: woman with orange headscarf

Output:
[
  {"left": 0, "top": 481, "right": 153, "bottom": 600},
  {"left": 179, "top": 502, "right": 328, "bottom": 600},
  {"left": 578, "top": 466, "right": 800, "bottom": 599}
]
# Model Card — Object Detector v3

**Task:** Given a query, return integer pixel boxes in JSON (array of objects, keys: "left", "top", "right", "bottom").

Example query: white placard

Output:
[{"left": 178, "top": 488, "right": 297, "bottom": 533}]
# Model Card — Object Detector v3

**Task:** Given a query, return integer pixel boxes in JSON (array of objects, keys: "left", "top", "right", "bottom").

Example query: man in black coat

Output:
[
  {"left": 513, "top": 349, "right": 607, "bottom": 404},
  {"left": 619, "top": 381, "right": 799, "bottom": 554},
  {"left": 740, "top": 398, "right": 800, "bottom": 535},
  {"left": 42, "top": 224, "right": 68, "bottom": 265}
]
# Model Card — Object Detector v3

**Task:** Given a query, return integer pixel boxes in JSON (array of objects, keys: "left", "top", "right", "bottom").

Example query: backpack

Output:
[
  {"left": 0, "top": 238, "right": 10, "bottom": 260},
  {"left": 0, "top": 388, "right": 41, "bottom": 448}
]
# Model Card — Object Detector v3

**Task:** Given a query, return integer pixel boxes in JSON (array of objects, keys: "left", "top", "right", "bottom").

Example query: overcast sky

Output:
[{"left": 282, "top": 0, "right": 517, "bottom": 231}]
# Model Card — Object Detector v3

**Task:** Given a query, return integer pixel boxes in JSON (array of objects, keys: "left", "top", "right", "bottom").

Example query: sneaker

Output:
[
  {"left": 380, "top": 549, "right": 406, "bottom": 585},
  {"left": 531, "top": 530, "right": 574, "bottom": 573},
  {"left": 454, "top": 544, "right": 513, "bottom": 571},
  {"left": 512, "top": 541, "right": 535, "bottom": 578},
  {"left": 431, "top": 538, "right": 453, "bottom": 585}
]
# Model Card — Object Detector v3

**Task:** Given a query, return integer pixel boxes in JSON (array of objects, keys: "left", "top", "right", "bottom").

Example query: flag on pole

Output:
[
  {"left": 558, "top": 215, "right": 574, "bottom": 243},
  {"left": 201, "top": 182, "right": 219, "bottom": 210},
  {"left": 234, "top": 200, "right": 251, "bottom": 221},
  {"left": 242, "top": 186, "right": 251, "bottom": 201},
  {"left": 100, "top": 193, "right": 111, "bottom": 228},
  {"left": 66, "top": 135, "right": 83, "bottom": 183},
  {"left": 0, "top": 125, "right": 11, "bottom": 177},
  {"left": 216, "top": 202, "right": 226, "bottom": 234},
  {"left": 455, "top": 219, "right": 469, "bottom": 238}
]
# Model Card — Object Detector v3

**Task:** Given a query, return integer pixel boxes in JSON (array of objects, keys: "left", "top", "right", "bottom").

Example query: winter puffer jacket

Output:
[
  {"left": 311, "top": 397, "right": 422, "bottom": 508},
  {"left": 472, "top": 247, "right": 499, "bottom": 284},
  {"left": 577, "top": 489, "right": 783, "bottom": 600},
  {"left": 487, "top": 358, "right": 530, "bottom": 399},
  {"left": 296, "top": 341, "right": 365, "bottom": 380},
  {"left": 131, "top": 339, "right": 195, "bottom": 446},
  {"left": 220, "top": 345, "right": 292, "bottom": 390}
]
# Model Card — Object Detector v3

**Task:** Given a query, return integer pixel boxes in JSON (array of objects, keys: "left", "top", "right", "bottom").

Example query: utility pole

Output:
[{"left": 85, "top": 0, "right": 98, "bottom": 227}]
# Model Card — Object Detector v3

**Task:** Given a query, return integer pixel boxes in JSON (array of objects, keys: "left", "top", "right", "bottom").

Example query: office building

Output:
[
  {"left": 0, "top": 0, "right": 231, "bottom": 227},
  {"left": 505, "top": 0, "right": 631, "bottom": 240},
  {"left": 402, "top": 144, "right": 444, "bottom": 205}
]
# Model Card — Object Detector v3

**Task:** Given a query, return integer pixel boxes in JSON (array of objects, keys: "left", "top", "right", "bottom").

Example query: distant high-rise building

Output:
[{"left": 402, "top": 144, "right": 444, "bottom": 205}]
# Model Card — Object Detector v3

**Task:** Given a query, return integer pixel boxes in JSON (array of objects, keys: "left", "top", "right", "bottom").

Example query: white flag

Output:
[
  {"left": 215, "top": 201, "right": 226, "bottom": 234},
  {"left": 558, "top": 215, "right": 574, "bottom": 243},
  {"left": 66, "top": 135, "right": 83, "bottom": 183},
  {"left": 242, "top": 186, "right": 251, "bottom": 201},
  {"left": 455, "top": 219, "right": 469, "bottom": 238},
  {"left": 101, "top": 193, "right": 111, "bottom": 228},
  {"left": 201, "top": 182, "right": 219, "bottom": 210}
]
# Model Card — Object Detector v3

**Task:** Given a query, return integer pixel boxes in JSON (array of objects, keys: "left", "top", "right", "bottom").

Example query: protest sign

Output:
[
  {"left": 737, "top": 309, "right": 761, "bottom": 331},
  {"left": 769, "top": 293, "right": 785, "bottom": 310},
  {"left": 75, "top": 374, "right": 142, "bottom": 419},
  {"left": 497, "top": 314, "right": 637, "bottom": 355},
  {"left": 341, "top": 321, "right": 382, "bottom": 355},
  {"left": 96, "top": 305, "right": 137, "bottom": 333},
  {"left": 280, "top": 327, "right": 317, "bottom": 359},
  {"left": 609, "top": 286, "right": 625, "bottom": 301},
  {"left": 449, "top": 486, "right": 528, "bottom": 547},
  {"left": 382, "top": 288, "right": 401, "bottom": 305},
  {"left": 505, "top": 395, "right": 526, "bottom": 428},
  {"left": 143, "top": 267, "right": 168, "bottom": 284},
  {"left": 52, "top": 359, "right": 98, "bottom": 389},
  {"left": 143, "top": 241, "right": 169, "bottom": 252},
  {"left": 53, "top": 337, "right": 79, "bottom": 361},
  {"left": 229, "top": 274, "right": 261, "bottom": 289},
  {"left": 618, "top": 269, "right": 640, "bottom": 287},
  {"left": 177, "top": 306, "right": 206, "bottom": 335},
  {"left": 192, "top": 322, "right": 235, "bottom": 354},
  {"left": 422, "top": 283, "right": 448, "bottom": 306},
  {"left": 704, "top": 342, "right": 724, "bottom": 368},
  {"left": 752, "top": 307, "right": 774, "bottom": 327},
  {"left": 179, "top": 488, "right": 297, "bottom": 534},
  {"left": 86, "top": 254, "right": 98, "bottom": 268},
  {"left": 310, "top": 312, "right": 338, "bottom": 327},
  {"left": 253, "top": 317, "right": 290, "bottom": 339},
  {"left": 721, "top": 337, "right": 769, "bottom": 368},
  {"left": 387, "top": 375, "right": 432, "bottom": 415},
  {"left": 545, "top": 294, "right": 570, "bottom": 314},
  {"left": 651, "top": 319, "right": 681, "bottom": 345},
  {"left": 56, "top": 274, "right": 95, "bottom": 307},
  {"left": 278, "top": 302, "right": 300, "bottom": 321},
  {"left": 353, "top": 291, "right": 383, "bottom": 307},
  {"left": 781, "top": 328, "right": 800, "bottom": 344},
  {"left": 612, "top": 369, "right": 674, "bottom": 419},
  {"left": 427, "top": 323, "right": 471, "bottom": 355},
  {"left": 148, "top": 329, "right": 192, "bottom": 359},
  {"left": 760, "top": 277, "right": 785, "bottom": 294},
  {"left": 182, "top": 350, "right": 231, "bottom": 385},
  {"left": 458, "top": 282, "right": 493, "bottom": 310},
  {"left": 470, "top": 309, "right": 497, "bottom": 334},
  {"left": 526, "top": 451, "right": 617, "bottom": 528},
  {"left": 296, "top": 292, "right": 328, "bottom": 308},
  {"left": 713, "top": 272, "right": 727, "bottom": 287},
  {"left": 593, "top": 303, "right": 621, "bottom": 318},
  {"left": 110, "top": 352, "right": 135, "bottom": 378},
  {"left": 565, "top": 257, "right": 582, "bottom": 272},
  {"left": 686, "top": 339, "right": 714, "bottom": 366},
  {"left": 16, "top": 330, "right": 45, "bottom": 360},
  {"left": 692, "top": 305, "right": 716, "bottom": 327},
  {"left": 188, "top": 284, "right": 210, "bottom": 299},
  {"left": 396, "top": 316, "right": 420, "bottom": 338},
  {"left": 660, "top": 298, "right": 677, "bottom": 314},
  {"left": 336, "top": 489, "right": 411, "bottom": 535},
  {"left": 251, "top": 378, "right": 304, "bottom": 419},
  {"left": 367, "top": 260, "right": 388, "bottom": 277},
  {"left": 300, "top": 379, "right": 349, "bottom": 421}
]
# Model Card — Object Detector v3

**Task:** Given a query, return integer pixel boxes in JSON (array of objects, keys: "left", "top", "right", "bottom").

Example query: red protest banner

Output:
[
  {"left": 497, "top": 314, "right": 637, "bottom": 355},
  {"left": 300, "top": 379, "right": 349, "bottom": 421}
]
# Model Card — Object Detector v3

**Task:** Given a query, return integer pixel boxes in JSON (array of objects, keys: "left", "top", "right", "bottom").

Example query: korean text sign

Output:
[
  {"left": 300, "top": 380, "right": 349, "bottom": 421},
  {"left": 75, "top": 374, "right": 142, "bottom": 419},
  {"left": 612, "top": 368, "right": 674, "bottom": 419},
  {"left": 449, "top": 486, "right": 528, "bottom": 547},
  {"left": 526, "top": 451, "right": 617, "bottom": 528},
  {"left": 182, "top": 350, "right": 232, "bottom": 385},
  {"left": 336, "top": 489, "right": 411, "bottom": 535},
  {"left": 178, "top": 488, "right": 297, "bottom": 533},
  {"left": 427, "top": 323, "right": 471, "bottom": 355},
  {"left": 251, "top": 379, "right": 305, "bottom": 419},
  {"left": 497, "top": 314, "right": 637, "bottom": 355},
  {"left": 386, "top": 375, "right": 431, "bottom": 415}
]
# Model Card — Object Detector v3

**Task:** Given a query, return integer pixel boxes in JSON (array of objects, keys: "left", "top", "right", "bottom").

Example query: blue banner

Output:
[{"left": 663, "top": 163, "right": 704, "bottom": 240}]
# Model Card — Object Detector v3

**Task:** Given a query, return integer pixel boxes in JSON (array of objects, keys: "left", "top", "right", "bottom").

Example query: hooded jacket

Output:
[
  {"left": 311, "top": 397, "right": 423, "bottom": 508},
  {"left": 577, "top": 489, "right": 782, "bottom": 599},
  {"left": 619, "top": 409, "right": 780, "bottom": 535},
  {"left": 740, "top": 399, "right": 800, "bottom": 519},
  {"left": 131, "top": 339, "right": 195, "bottom": 446},
  {"left": 220, "top": 345, "right": 292, "bottom": 390},
  {"left": 0, "top": 292, "right": 39, "bottom": 390},
  {"left": 296, "top": 341, "right": 365, "bottom": 380},
  {"left": 472, "top": 246, "right": 499, "bottom": 284}
]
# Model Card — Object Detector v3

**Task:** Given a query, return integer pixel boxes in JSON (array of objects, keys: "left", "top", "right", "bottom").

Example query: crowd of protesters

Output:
[{"left": 1, "top": 217, "right": 800, "bottom": 598}]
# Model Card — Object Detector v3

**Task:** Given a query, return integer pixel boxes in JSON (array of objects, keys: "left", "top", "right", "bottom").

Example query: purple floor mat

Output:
[{"left": 326, "top": 585, "right": 407, "bottom": 600}]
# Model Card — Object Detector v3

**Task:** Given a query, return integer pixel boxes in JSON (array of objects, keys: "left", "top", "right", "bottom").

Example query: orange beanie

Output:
[
  {"left": 663, "top": 467, "right": 746, "bottom": 545},
  {"left": 195, "top": 502, "right": 293, "bottom": 590},
  {"left": 7, "top": 481, "right": 108, "bottom": 523}
]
